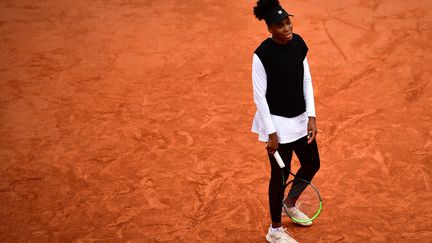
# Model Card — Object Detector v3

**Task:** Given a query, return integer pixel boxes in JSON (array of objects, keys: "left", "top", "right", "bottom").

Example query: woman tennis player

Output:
[{"left": 251, "top": 0, "right": 321, "bottom": 242}]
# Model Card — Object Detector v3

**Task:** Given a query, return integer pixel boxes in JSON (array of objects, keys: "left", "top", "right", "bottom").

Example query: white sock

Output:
[{"left": 270, "top": 225, "right": 283, "bottom": 232}]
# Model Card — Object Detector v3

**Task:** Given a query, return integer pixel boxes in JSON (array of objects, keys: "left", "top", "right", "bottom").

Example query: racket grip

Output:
[{"left": 273, "top": 151, "right": 285, "bottom": 168}]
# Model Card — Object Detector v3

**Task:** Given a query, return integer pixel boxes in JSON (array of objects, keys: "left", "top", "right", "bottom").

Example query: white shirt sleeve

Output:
[
  {"left": 303, "top": 57, "right": 316, "bottom": 117},
  {"left": 252, "top": 54, "right": 276, "bottom": 135}
]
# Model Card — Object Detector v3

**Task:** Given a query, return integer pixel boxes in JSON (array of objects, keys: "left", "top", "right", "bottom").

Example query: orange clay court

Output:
[{"left": 0, "top": 0, "right": 431, "bottom": 242}]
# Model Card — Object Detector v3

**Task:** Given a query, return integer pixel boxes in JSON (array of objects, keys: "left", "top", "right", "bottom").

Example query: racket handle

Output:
[{"left": 273, "top": 151, "right": 285, "bottom": 168}]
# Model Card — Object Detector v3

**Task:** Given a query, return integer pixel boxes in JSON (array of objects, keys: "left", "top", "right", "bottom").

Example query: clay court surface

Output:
[{"left": 1, "top": 0, "right": 432, "bottom": 242}]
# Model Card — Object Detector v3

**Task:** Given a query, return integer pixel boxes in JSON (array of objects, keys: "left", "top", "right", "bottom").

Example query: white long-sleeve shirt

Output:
[{"left": 251, "top": 53, "right": 316, "bottom": 143}]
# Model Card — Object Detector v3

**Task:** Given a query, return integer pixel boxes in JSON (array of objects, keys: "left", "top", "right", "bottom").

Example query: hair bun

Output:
[{"left": 253, "top": 0, "right": 282, "bottom": 20}]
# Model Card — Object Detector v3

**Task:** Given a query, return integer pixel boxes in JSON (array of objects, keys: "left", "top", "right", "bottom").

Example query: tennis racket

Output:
[{"left": 273, "top": 151, "right": 322, "bottom": 224}]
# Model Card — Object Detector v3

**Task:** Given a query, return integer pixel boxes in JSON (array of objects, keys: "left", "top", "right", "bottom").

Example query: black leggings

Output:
[{"left": 268, "top": 135, "right": 320, "bottom": 223}]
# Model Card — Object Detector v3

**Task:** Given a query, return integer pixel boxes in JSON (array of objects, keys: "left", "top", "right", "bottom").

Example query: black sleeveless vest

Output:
[{"left": 254, "top": 34, "right": 308, "bottom": 118}]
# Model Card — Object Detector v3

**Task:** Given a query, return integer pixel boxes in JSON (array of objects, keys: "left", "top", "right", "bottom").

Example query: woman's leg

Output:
[
  {"left": 267, "top": 143, "right": 292, "bottom": 227},
  {"left": 285, "top": 136, "right": 320, "bottom": 207}
]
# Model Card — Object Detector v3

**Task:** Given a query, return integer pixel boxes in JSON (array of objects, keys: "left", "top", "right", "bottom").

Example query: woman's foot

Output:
[
  {"left": 282, "top": 202, "right": 312, "bottom": 226},
  {"left": 266, "top": 225, "right": 299, "bottom": 243}
]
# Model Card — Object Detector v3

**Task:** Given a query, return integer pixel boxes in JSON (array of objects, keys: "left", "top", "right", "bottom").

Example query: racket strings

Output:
[
  {"left": 286, "top": 179, "right": 309, "bottom": 202},
  {"left": 284, "top": 180, "right": 320, "bottom": 219}
]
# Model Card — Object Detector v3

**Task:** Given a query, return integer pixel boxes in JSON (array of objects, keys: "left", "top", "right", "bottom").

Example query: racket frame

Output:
[{"left": 273, "top": 151, "right": 323, "bottom": 223}]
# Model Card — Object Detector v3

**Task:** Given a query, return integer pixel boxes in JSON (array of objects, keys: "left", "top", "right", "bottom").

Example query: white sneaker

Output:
[
  {"left": 283, "top": 203, "right": 312, "bottom": 226},
  {"left": 266, "top": 226, "right": 298, "bottom": 243}
]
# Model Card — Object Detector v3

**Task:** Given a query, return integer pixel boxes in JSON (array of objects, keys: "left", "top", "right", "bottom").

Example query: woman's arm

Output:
[
  {"left": 252, "top": 54, "right": 278, "bottom": 153},
  {"left": 303, "top": 57, "right": 316, "bottom": 118},
  {"left": 303, "top": 57, "right": 318, "bottom": 143}
]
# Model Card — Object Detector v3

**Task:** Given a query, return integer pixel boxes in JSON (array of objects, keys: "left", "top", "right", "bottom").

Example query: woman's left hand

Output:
[{"left": 307, "top": 117, "right": 318, "bottom": 144}]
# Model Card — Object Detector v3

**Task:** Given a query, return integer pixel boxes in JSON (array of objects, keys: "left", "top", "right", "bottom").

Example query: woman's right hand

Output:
[{"left": 266, "top": 133, "right": 279, "bottom": 154}]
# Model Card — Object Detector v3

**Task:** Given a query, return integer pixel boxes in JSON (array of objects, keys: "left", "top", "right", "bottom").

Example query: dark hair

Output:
[{"left": 253, "top": 0, "right": 282, "bottom": 20}]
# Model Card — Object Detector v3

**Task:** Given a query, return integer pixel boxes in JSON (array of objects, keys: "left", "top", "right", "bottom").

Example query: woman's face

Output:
[{"left": 268, "top": 17, "right": 293, "bottom": 44}]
